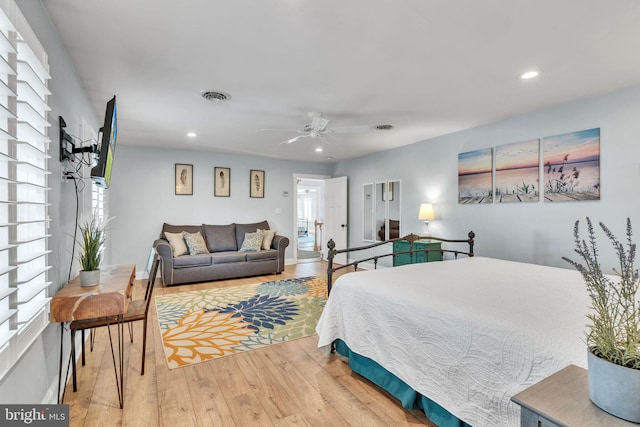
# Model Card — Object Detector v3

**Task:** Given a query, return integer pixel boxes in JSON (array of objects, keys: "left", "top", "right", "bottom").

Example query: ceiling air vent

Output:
[
  {"left": 376, "top": 124, "right": 394, "bottom": 130},
  {"left": 201, "top": 90, "right": 231, "bottom": 102}
]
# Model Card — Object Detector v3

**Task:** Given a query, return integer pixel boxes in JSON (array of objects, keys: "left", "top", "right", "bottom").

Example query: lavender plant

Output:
[{"left": 563, "top": 218, "right": 640, "bottom": 369}]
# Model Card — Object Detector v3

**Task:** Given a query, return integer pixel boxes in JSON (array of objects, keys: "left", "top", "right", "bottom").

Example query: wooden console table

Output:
[{"left": 51, "top": 264, "right": 136, "bottom": 408}]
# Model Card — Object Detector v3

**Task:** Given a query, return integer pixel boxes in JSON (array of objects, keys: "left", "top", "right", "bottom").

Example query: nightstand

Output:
[
  {"left": 511, "top": 365, "right": 634, "bottom": 427},
  {"left": 392, "top": 240, "right": 442, "bottom": 266}
]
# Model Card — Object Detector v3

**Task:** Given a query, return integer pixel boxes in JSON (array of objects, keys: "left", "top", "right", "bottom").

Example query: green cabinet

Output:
[{"left": 392, "top": 240, "right": 442, "bottom": 266}]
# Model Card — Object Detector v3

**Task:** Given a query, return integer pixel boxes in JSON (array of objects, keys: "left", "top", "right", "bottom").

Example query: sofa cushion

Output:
[
  {"left": 164, "top": 231, "right": 189, "bottom": 256},
  {"left": 245, "top": 249, "right": 277, "bottom": 262},
  {"left": 211, "top": 252, "right": 247, "bottom": 265},
  {"left": 235, "top": 220, "right": 269, "bottom": 248},
  {"left": 173, "top": 254, "right": 212, "bottom": 268},
  {"left": 161, "top": 223, "right": 203, "bottom": 239},
  {"left": 239, "top": 231, "right": 264, "bottom": 252},
  {"left": 183, "top": 231, "right": 209, "bottom": 255},
  {"left": 203, "top": 224, "right": 237, "bottom": 252},
  {"left": 258, "top": 229, "right": 277, "bottom": 250}
]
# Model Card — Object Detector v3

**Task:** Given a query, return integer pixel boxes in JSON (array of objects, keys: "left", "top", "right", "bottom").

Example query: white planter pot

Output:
[
  {"left": 587, "top": 348, "right": 640, "bottom": 422},
  {"left": 79, "top": 269, "right": 100, "bottom": 287}
]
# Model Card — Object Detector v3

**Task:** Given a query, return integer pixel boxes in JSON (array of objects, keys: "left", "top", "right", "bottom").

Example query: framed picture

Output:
[
  {"left": 175, "top": 163, "right": 193, "bottom": 195},
  {"left": 542, "top": 128, "right": 600, "bottom": 202},
  {"left": 495, "top": 139, "right": 540, "bottom": 203},
  {"left": 214, "top": 167, "right": 230, "bottom": 197},
  {"left": 458, "top": 148, "right": 493, "bottom": 204},
  {"left": 250, "top": 169, "right": 265, "bottom": 198}
]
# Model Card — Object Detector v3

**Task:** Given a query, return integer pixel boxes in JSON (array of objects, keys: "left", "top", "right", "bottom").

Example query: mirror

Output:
[
  {"left": 363, "top": 183, "right": 374, "bottom": 241},
  {"left": 372, "top": 180, "right": 401, "bottom": 241},
  {"left": 387, "top": 180, "right": 401, "bottom": 239}
]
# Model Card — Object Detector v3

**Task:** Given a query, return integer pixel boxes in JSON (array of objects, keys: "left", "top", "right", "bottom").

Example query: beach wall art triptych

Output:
[{"left": 458, "top": 128, "right": 600, "bottom": 204}]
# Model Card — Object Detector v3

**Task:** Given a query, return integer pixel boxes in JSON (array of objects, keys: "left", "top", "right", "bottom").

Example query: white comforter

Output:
[{"left": 316, "top": 257, "right": 590, "bottom": 427}]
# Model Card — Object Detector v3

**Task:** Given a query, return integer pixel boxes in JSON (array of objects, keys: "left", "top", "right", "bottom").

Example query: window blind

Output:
[{"left": 0, "top": 2, "right": 51, "bottom": 380}]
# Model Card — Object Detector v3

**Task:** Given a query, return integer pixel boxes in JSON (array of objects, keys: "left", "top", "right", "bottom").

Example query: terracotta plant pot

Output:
[{"left": 587, "top": 349, "right": 640, "bottom": 422}]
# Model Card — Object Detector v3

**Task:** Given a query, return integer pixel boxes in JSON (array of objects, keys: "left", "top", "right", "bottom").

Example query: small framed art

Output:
[
  {"left": 250, "top": 169, "right": 265, "bottom": 198},
  {"left": 175, "top": 163, "right": 193, "bottom": 195},
  {"left": 214, "top": 167, "right": 230, "bottom": 197}
]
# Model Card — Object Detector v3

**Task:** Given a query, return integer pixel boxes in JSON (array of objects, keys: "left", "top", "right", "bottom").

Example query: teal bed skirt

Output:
[{"left": 334, "top": 339, "right": 471, "bottom": 427}]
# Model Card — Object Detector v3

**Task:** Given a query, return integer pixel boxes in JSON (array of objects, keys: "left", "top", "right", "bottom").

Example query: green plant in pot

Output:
[
  {"left": 563, "top": 217, "right": 640, "bottom": 422},
  {"left": 77, "top": 216, "right": 110, "bottom": 287}
]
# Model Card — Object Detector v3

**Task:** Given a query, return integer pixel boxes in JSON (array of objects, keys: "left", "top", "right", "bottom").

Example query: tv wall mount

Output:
[{"left": 59, "top": 115, "right": 97, "bottom": 162}]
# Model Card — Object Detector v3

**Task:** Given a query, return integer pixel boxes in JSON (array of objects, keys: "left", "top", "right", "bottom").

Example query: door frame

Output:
[{"left": 292, "top": 173, "right": 329, "bottom": 263}]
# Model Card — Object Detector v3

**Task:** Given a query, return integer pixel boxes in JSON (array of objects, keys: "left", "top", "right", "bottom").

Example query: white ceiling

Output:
[{"left": 42, "top": 0, "right": 640, "bottom": 162}]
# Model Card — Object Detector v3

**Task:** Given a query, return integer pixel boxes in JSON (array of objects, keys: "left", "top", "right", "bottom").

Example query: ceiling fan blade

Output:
[
  {"left": 329, "top": 125, "right": 370, "bottom": 134},
  {"left": 260, "top": 128, "right": 301, "bottom": 133},
  {"left": 311, "top": 116, "right": 330, "bottom": 132},
  {"left": 280, "top": 134, "right": 307, "bottom": 144}
]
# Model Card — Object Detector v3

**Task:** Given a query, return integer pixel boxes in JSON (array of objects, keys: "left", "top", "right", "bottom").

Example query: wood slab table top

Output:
[{"left": 50, "top": 264, "right": 136, "bottom": 323}]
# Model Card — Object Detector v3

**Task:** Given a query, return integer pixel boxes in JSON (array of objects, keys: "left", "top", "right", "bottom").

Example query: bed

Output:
[{"left": 317, "top": 233, "right": 590, "bottom": 427}]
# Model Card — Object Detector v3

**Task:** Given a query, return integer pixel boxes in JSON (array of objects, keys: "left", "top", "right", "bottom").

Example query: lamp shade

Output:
[{"left": 418, "top": 203, "right": 435, "bottom": 221}]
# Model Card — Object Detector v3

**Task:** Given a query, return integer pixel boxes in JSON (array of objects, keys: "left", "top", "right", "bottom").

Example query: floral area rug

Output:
[{"left": 155, "top": 276, "right": 327, "bottom": 369}]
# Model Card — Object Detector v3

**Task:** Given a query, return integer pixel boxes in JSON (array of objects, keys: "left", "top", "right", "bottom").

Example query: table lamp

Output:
[{"left": 418, "top": 203, "right": 435, "bottom": 231}]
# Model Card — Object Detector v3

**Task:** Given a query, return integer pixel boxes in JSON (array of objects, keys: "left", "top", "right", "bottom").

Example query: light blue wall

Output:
[
  {"left": 0, "top": 1, "right": 99, "bottom": 403},
  {"left": 106, "top": 146, "right": 332, "bottom": 270},
  {"left": 5, "top": 0, "right": 640, "bottom": 407},
  {"left": 334, "top": 85, "right": 640, "bottom": 270}
]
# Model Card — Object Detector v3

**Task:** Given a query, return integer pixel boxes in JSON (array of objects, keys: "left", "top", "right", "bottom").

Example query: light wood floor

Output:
[{"left": 62, "top": 261, "right": 435, "bottom": 426}]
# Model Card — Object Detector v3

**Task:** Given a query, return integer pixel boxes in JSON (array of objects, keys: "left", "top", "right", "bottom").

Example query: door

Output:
[{"left": 324, "top": 176, "right": 348, "bottom": 265}]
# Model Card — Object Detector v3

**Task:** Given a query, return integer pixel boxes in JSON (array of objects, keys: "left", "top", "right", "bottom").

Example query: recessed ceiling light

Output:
[
  {"left": 520, "top": 70, "right": 542, "bottom": 80},
  {"left": 186, "top": 132, "right": 197, "bottom": 138},
  {"left": 315, "top": 147, "right": 323, "bottom": 152}
]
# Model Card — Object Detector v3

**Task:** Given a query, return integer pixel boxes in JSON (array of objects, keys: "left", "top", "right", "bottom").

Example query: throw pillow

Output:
[
  {"left": 182, "top": 231, "right": 210, "bottom": 255},
  {"left": 239, "top": 231, "right": 264, "bottom": 252},
  {"left": 165, "top": 231, "right": 188, "bottom": 257},
  {"left": 258, "top": 229, "right": 277, "bottom": 250}
]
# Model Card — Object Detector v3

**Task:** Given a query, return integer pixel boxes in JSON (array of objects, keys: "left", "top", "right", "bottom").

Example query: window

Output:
[{"left": 0, "top": 2, "right": 51, "bottom": 379}]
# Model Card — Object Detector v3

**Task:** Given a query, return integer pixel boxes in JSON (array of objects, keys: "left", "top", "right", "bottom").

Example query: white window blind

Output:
[{"left": 0, "top": 2, "right": 51, "bottom": 380}]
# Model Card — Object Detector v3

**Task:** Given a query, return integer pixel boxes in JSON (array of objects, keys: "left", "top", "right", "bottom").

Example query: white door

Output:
[{"left": 324, "top": 176, "right": 348, "bottom": 265}]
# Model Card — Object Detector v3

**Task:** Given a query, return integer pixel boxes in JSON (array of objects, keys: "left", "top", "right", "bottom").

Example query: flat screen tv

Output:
[{"left": 91, "top": 95, "right": 117, "bottom": 188}]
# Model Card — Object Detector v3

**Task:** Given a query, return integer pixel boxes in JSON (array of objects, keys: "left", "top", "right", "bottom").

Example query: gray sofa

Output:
[{"left": 153, "top": 220, "right": 289, "bottom": 286}]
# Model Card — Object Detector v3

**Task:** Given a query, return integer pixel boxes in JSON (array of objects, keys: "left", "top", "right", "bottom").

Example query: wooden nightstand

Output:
[
  {"left": 392, "top": 240, "right": 442, "bottom": 266},
  {"left": 511, "top": 365, "right": 635, "bottom": 427}
]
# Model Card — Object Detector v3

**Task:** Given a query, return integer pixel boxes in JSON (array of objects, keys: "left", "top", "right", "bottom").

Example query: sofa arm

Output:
[
  {"left": 271, "top": 235, "right": 289, "bottom": 273},
  {"left": 153, "top": 239, "right": 174, "bottom": 285}
]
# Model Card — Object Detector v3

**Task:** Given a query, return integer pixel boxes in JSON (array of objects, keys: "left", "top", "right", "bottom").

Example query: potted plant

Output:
[
  {"left": 563, "top": 217, "right": 640, "bottom": 422},
  {"left": 77, "top": 215, "right": 111, "bottom": 287}
]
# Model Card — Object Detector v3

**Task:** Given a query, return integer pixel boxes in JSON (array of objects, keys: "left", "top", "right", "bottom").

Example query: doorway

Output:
[{"left": 296, "top": 178, "right": 324, "bottom": 262}]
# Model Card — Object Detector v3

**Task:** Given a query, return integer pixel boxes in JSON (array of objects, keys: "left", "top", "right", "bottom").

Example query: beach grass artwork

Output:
[
  {"left": 542, "top": 128, "right": 600, "bottom": 202},
  {"left": 495, "top": 139, "right": 540, "bottom": 203},
  {"left": 458, "top": 148, "right": 493, "bottom": 204}
]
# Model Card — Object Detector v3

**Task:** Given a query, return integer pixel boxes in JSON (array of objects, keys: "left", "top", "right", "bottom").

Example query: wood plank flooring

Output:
[{"left": 61, "top": 261, "right": 435, "bottom": 426}]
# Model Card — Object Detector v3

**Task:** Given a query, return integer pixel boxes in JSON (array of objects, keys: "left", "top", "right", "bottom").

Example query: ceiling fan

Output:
[{"left": 262, "top": 112, "right": 370, "bottom": 144}]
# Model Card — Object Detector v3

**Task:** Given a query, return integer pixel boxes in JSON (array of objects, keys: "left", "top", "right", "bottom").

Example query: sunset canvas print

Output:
[
  {"left": 542, "top": 128, "right": 600, "bottom": 201},
  {"left": 495, "top": 139, "right": 540, "bottom": 203},
  {"left": 458, "top": 148, "right": 493, "bottom": 204}
]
